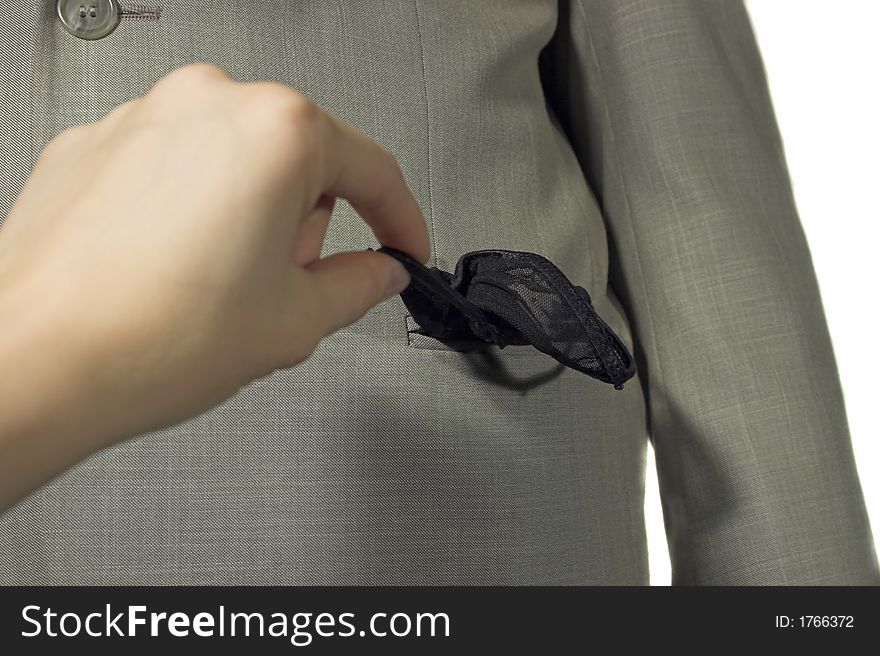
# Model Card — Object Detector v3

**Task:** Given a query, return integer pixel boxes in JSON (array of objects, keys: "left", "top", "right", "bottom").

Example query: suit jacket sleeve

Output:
[{"left": 541, "top": 0, "right": 880, "bottom": 584}]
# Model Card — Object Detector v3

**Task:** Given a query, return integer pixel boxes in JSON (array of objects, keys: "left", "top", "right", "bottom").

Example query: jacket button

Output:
[{"left": 57, "top": 0, "right": 120, "bottom": 40}]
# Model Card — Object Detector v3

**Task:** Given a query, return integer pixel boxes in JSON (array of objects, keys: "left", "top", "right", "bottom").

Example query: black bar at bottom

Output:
[{"left": 0, "top": 585, "right": 876, "bottom": 653}]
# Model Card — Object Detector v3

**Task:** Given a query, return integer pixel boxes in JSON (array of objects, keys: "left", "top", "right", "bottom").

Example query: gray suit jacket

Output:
[{"left": 1, "top": 0, "right": 877, "bottom": 584}]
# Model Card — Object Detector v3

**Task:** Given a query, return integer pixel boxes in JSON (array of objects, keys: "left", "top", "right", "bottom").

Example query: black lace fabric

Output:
[{"left": 374, "top": 246, "right": 637, "bottom": 390}]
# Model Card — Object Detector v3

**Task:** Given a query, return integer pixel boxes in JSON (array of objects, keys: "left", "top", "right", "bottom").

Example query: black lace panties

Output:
[{"left": 374, "top": 246, "right": 637, "bottom": 390}]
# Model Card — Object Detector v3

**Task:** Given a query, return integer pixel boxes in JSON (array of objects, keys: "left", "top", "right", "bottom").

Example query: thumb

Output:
[{"left": 303, "top": 250, "right": 411, "bottom": 336}]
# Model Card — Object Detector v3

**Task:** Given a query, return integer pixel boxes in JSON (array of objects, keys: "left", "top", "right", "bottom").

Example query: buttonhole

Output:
[{"left": 118, "top": 3, "right": 162, "bottom": 20}]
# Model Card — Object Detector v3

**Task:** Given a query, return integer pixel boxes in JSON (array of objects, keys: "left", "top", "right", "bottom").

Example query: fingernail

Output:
[{"left": 383, "top": 263, "right": 411, "bottom": 300}]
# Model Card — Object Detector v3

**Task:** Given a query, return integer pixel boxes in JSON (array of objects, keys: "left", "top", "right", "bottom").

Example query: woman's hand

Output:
[{"left": 0, "top": 63, "right": 431, "bottom": 510}]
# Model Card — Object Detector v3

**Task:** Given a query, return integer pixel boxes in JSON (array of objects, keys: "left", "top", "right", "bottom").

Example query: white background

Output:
[{"left": 645, "top": 0, "right": 880, "bottom": 585}]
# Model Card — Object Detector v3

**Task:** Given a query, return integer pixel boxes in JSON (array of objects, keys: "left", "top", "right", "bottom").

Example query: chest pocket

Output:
[{"left": 376, "top": 246, "right": 637, "bottom": 390}]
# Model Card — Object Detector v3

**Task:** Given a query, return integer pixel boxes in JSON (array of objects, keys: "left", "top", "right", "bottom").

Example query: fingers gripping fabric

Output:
[{"left": 374, "top": 246, "right": 637, "bottom": 390}]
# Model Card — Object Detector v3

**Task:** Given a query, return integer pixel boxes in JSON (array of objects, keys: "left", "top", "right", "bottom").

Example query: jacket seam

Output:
[{"left": 412, "top": 0, "right": 438, "bottom": 268}]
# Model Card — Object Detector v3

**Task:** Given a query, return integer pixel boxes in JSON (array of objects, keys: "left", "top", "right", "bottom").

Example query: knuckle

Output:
[
  {"left": 244, "top": 81, "right": 301, "bottom": 103},
  {"left": 257, "top": 88, "right": 322, "bottom": 135},
  {"left": 276, "top": 286, "right": 324, "bottom": 367},
  {"left": 279, "top": 330, "right": 321, "bottom": 369},
  {"left": 171, "top": 62, "right": 230, "bottom": 85},
  {"left": 278, "top": 92, "right": 322, "bottom": 127},
  {"left": 381, "top": 146, "right": 405, "bottom": 182},
  {"left": 43, "top": 125, "right": 87, "bottom": 153},
  {"left": 149, "top": 63, "right": 230, "bottom": 99},
  {"left": 345, "top": 267, "right": 384, "bottom": 318},
  {"left": 279, "top": 101, "right": 324, "bottom": 152},
  {"left": 94, "top": 98, "right": 141, "bottom": 132},
  {"left": 245, "top": 88, "right": 324, "bottom": 163},
  {"left": 362, "top": 267, "right": 386, "bottom": 306}
]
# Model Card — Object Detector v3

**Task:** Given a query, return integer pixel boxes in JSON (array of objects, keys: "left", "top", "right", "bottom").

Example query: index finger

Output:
[{"left": 310, "top": 109, "right": 433, "bottom": 266}]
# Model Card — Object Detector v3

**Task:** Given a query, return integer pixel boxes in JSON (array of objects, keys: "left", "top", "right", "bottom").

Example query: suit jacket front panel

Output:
[{"left": 0, "top": 1, "right": 650, "bottom": 584}]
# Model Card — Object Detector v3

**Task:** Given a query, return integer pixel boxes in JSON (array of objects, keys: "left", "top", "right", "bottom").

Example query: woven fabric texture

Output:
[{"left": 0, "top": 0, "right": 876, "bottom": 585}]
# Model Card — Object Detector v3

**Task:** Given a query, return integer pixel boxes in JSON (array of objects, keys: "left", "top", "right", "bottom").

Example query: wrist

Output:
[{"left": 0, "top": 275, "right": 119, "bottom": 507}]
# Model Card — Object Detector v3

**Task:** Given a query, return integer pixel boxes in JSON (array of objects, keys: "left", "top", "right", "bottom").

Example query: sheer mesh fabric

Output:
[{"left": 374, "top": 246, "right": 637, "bottom": 390}]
